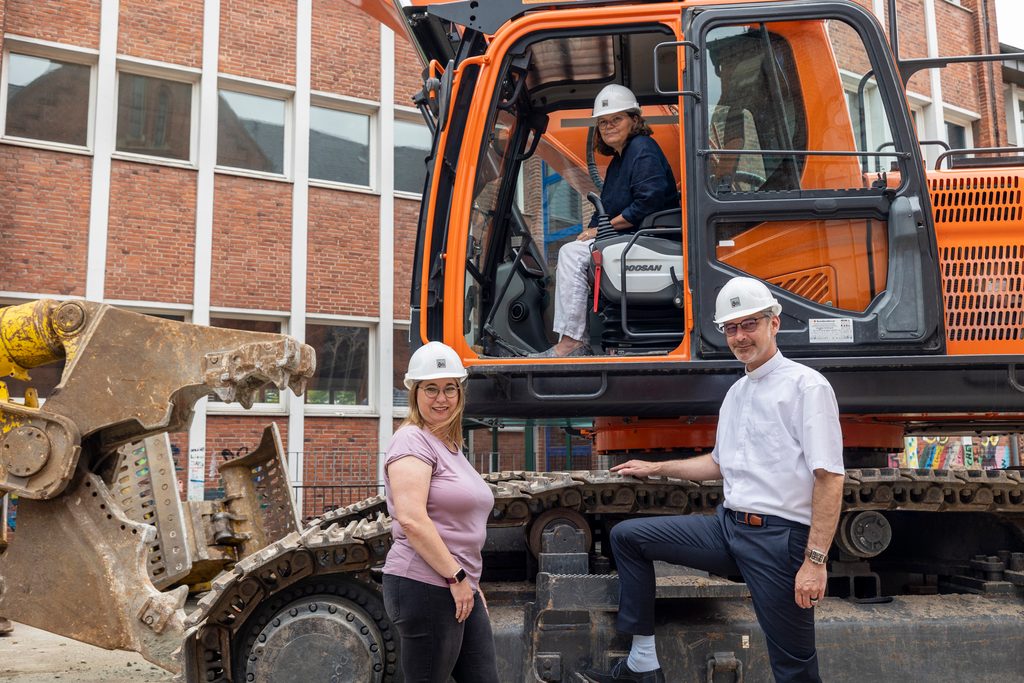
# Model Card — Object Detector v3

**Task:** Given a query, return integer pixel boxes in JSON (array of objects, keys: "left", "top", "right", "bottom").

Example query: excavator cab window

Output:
[{"left": 462, "top": 25, "right": 682, "bottom": 357}]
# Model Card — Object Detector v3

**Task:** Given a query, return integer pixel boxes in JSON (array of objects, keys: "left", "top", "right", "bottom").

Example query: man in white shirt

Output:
[{"left": 581, "top": 276, "right": 846, "bottom": 683}]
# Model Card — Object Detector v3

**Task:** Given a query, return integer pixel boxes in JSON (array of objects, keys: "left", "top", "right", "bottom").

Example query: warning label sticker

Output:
[{"left": 808, "top": 318, "right": 854, "bottom": 344}]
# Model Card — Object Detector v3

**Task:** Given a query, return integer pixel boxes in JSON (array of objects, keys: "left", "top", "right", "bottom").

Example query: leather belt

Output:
[{"left": 732, "top": 511, "right": 764, "bottom": 527}]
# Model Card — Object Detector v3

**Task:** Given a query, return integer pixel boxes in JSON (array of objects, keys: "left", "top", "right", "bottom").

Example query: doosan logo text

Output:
[{"left": 625, "top": 264, "right": 662, "bottom": 272}]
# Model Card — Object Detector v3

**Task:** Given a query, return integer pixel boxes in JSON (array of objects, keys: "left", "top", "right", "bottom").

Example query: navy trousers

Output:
[
  {"left": 610, "top": 506, "right": 820, "bottom": 683},
  {"left": 382, "top": 574, "right": 499, "bottom": 683}
]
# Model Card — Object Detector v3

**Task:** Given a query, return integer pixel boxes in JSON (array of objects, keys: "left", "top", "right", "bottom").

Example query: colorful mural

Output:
[{"left": 889, "top": 435, "right": 1015, "bottom": 470}]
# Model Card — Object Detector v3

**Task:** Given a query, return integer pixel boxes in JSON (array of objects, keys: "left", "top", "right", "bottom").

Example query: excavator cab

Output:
[
  {"left": 410, "top": 0, "right": 942, "bottom": 388},
  {"left": 397, "top": 0, "right": 971, "bottom": 419}
]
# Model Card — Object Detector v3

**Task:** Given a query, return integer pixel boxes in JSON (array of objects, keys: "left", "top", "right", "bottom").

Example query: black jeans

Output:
[
  {"left": 382, "top": 574, "right": 499, "bottom": 683},
  {"left": 611, "top": 505, "right": 819, "bottom": 683}
]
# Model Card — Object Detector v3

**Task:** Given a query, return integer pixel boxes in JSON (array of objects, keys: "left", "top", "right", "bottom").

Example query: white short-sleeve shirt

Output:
[{"left": 711, "top": 351, "right": 844, "bottom": 526}]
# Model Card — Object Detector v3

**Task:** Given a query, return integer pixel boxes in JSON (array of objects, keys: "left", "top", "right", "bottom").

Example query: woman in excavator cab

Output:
[{"left": 531, "top": 85, "right": 678, "bottom": 358}]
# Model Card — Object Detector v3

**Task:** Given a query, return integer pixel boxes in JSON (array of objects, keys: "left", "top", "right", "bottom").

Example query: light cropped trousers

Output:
[{"left": 553, "top": 237, "right": 594, "bottom": 341}]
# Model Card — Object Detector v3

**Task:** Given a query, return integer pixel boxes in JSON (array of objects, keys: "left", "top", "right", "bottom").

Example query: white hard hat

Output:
[
  {"left": 592, "top": 84, "right": 640, "bottom": 118},
  {"left": 403, "top": 341, "right": 467, "bottom": 389},
  {"left": 713, "top": 277, "right": 782, "bottom": 324}
]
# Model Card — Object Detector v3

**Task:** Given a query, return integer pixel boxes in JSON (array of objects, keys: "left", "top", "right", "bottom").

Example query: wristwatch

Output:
[
  {"left": 445, "top": 567, "right": 467, "bottom": 585},
  {"left": 806, "top": 548, "right": 828, "bottom": 565}
]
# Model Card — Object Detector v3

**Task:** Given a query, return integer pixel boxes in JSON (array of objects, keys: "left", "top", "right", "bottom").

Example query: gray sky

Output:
[{"left": 997, "top": 0, "right": 1024, "bottom": 49}]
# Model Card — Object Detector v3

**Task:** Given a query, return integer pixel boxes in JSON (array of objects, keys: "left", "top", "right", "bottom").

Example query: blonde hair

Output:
[{"left": 402, "top": 380, "right": 466, "bottom": 449}]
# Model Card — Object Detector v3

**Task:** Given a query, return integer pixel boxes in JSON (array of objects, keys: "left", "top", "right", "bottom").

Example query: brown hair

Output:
[
  {"left": 402, "top": 380, "right": 466, "bottom": 449},
  {"left": 593, "top": 112, "right": 654, "bottom": 157}
]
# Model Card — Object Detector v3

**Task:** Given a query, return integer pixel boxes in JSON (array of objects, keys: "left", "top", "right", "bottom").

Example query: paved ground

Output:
[{"left": 0, "top": 622, "right": 174, "bottom": 682}]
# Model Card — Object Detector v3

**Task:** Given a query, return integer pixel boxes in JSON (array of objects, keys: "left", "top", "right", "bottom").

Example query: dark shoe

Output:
[
  {"left": 0, "top": 617, "right": 12, "bottom": 636},
  {"left": 579, "top": 658, "right": 665, "bottom": 683}
]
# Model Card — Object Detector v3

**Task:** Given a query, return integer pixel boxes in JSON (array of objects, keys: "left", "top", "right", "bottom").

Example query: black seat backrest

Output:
[{"left": 637, "top": 207, "right": 682, "bottom": 231}]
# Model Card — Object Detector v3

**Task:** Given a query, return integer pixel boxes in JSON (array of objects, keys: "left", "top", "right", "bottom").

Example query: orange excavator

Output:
[{"left": 3, "top": 1, "right": 1023, "bottom": 681}]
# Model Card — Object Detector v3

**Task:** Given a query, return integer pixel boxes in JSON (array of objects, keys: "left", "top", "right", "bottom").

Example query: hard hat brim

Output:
[
  {"left": 713, "top": 302, "right": 782, "bottom": 325},
  {"left": 403, "top": 371, "right": 468, "bottom": 390}
]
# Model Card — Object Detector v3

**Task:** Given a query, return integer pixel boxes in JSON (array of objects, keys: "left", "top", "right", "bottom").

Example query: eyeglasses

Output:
[
  {"left": 597, "top": 114, "right": 629, "bottom": 130},
  {"left": 719, "top": 314, "right": 769, "bottom": 337},
  {"left": 419, "top": 384, "right": 460, "bottom": 399}
]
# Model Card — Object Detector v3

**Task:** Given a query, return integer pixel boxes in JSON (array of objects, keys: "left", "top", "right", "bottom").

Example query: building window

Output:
[
  {"left": 394, "top": 118, "right": 431, "bottom": 194},
  {"left": 116, "top": 72, "right": 192, "bottom": 160},
  {"left": 393, "top": 325, "right": 412, "bottom": 409},
  {"left": 946, "top": 121, "right": 967, "bottom": 150},
  {"left": 305, "top": 323, "right": 370, "bottom": 407},
  {"left": 207, "top": 317, "right": 285, "bottom": 406},
  {"left": 309, "top": 105, "right": 370, "bottom": 186},
  {"left": 217, "top": 90, "right": 286, "bottom": 174},
  {"left": 4, "top": 52, "right": 90, "bottom": 147}
]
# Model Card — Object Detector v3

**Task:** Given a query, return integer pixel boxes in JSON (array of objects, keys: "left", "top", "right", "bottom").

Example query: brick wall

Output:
[
  {"left": 118, "top": 0, "right": 203, "bottom": 68},
  {"left": 106, "top": 161, "right": 196, "bottom": 303},
  {"left": 307, "top": 187, "right": 380, "bottom": 316},
  {"left": 394, "top": 35, "right": 423, "bottom": 107},
  {"left": 203, "top": 414, "right": 290, "bottom": 494},
  {"left": 5, "top": 0, "right": 100, "bottom": 48},
  {"left": 219, "top": 0, "right": 296, "bottom": 85},
  {"left": 210, "top": 174, "right": 292, "bottom": 310},
  {"left": 302, "top": 416, "right": 379, "bottom": 487},
  {"left": 393, "top": 197, "right": 419, "bottom": 319},
  {"left": 0, "top": 147, "right": 90, "bottom": 295},
  {"left": 961, "top": 0, "right": 1007, "bottom": 146},
  {"left": 312, "top": 0, "right": 380, "bottom": 101}
]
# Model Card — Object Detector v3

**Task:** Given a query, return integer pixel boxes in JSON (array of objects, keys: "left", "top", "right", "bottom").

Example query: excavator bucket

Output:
[{"left": 0, "top": 300, "right": 315, "bottom": 672}]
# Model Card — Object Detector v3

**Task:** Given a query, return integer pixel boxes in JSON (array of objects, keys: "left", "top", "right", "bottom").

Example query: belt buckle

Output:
[{"left": 738, "top": 512, "right": 764, "bottom": 527}]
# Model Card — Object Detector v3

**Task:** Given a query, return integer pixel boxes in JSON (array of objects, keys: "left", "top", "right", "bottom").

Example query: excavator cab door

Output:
[{"left": 682, "top": 1, "right": 944, "bottom": 358}]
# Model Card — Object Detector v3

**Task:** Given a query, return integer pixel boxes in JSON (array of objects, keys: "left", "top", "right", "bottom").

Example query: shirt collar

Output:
[{"left": 745, "top": 349, "right": 784, "bottom": 380}]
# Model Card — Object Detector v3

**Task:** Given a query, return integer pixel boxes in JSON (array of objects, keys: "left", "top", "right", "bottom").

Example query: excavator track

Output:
[{"left": 180, "top": 467, "right": 1024, "bottom": 682}]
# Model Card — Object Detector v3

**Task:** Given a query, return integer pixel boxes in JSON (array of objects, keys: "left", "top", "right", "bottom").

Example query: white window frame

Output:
[
  {"left": 112, "top": 56, "right": 201, "bottom": 169},
  {"left": 205, "top": 308, "right": 291, "bottom": 416},
  {"left": 393, "top": 105, "right": 432, "bottom": 199},
  {"left": 392, "top": 320, "right": 411, "bottom": 418},
  {"left": 303, "top": 315, "right": 377, "bottom": 417},
  {"left": 0, "top": 36, "right": 98, "bottom": 155},
  {"left": 308, "top": 91, "right": 378, "bottom": 194},
  {"left": 215, "top": 74, "right": 294, "bottom": 181}
]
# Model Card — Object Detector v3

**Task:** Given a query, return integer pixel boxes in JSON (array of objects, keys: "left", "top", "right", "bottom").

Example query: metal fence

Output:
[{"left": 292, "top": 483, "right": 384, "bottom": 521}]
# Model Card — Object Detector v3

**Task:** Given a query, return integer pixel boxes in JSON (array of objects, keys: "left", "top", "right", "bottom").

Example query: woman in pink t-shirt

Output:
[{"left": 382, "top": 342, "right": 499, "bottom": 682}]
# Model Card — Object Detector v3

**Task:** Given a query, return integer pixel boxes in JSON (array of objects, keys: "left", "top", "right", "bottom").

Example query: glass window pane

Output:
[
  {"left": 6, "top": 53, "right": 90, "bottom": 146},
  {"left": 715, "top": 216, "right": 888, "bottom": 313},
  {"left": 304, "top": 324, "right": 370, "bottom": 406},
  {"left": 394, "top": 119, "right": 431, "bottom": 194},
  {"left": 704, "top": 20, "right": 898, "bottom": 194},
  {"left": 208, "top": 318, "right": 283, "bottom": 404},
  {"left": 946, "top": 122, "right": 967, "bottom": 149},
  {"left": 116, "top": 73, "right": 192, "bottom": 160},
  {"left": 393, "top": 328, "right": 411, "bottom": 408},
  {"left": 217, "top": 90, "right": 285, "bottom": 174},
  {"left": 309, "top": 106, "right": 370, "bottom": 185}
]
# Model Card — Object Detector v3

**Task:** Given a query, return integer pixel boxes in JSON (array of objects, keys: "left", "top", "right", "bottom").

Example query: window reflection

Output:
[
  {"left": 309, "top": 106, "right": 370, "bottom": 185},
  {"left": 394, "top": 119, "right": 431, "bottom": 194},
  {"left": 217, "top": 90, "right": 286, "bottom": 174},
  {"left": 116, "top": 73, "right": 192, "bottom": 160},
  {"left": 304, "top": 324, "right": 370, "bottom": 406},
  {"left": 5, "top": 53, "right": 90, "bottom": 146}
]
